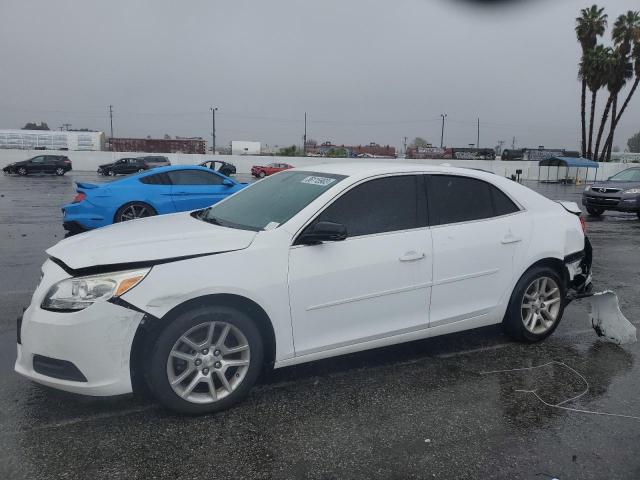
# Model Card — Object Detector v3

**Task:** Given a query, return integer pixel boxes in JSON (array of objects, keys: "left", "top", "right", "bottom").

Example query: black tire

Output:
[
  {"left": 586, "top": 206, "right": 604, "bottom": 216},
  {"left": 108, "top": 170, "right": 116, "bottom": 176},
  {"left": 55, "top": 167, "right": 65, "bottom": 176},
  {"left": 17, "top": 167, "right": 28, "bottom": 176},
  {"left": 502, "top": 266, "right": 566, "bottom": 343},
  {"left": 114, "top": 202, "right": 157, "bottom": 223},
  {"left": 146, "top": 305, "right": 264, "bottom": 414}
]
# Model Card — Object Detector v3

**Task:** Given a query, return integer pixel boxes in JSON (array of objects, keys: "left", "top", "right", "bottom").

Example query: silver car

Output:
[{"left": 582, "top": 167, "right": 640, "bottom": 219}]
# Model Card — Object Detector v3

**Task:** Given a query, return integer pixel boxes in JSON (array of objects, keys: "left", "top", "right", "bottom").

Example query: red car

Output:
[{"left": 251, "top": 162, "right": 293, "bottom": 178}]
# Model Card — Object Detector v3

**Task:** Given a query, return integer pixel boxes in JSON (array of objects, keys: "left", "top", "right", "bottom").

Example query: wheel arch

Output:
[{"left": 129, "top": 293, "right": 276, "bottom": 395}]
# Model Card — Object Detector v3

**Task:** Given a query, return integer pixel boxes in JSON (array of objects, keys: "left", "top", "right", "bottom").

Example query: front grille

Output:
[
  {"left": 32, "top": 355, "right": 87, "bottom": 382},
  {"left": 585, "top": 196, "right": 619, "bottom": 205},
  {"left": 591, "top": 186, "right": 621, "bottom": 194}
]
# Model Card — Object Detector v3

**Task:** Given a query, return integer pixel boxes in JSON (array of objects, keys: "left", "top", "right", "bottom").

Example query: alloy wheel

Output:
[
  {"left": 18, "top": 167, "right": 27, "bottom": 176},
  {"left": 166, "top": 321, "right": 251, "bottom": 404},
  {"left": 521, "top": 276, "right": 562, "bottom": 335},
  {"left": 56, "top": 167, "right": 64, "bottom": 175},
  {"left": 119, "top": 204, "right": 152, "bottom": 221}
]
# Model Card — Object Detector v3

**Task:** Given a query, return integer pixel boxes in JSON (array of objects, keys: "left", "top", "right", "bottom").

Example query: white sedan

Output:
[{"left": 16, "top": 163, "right": 592, "bottom": 414}]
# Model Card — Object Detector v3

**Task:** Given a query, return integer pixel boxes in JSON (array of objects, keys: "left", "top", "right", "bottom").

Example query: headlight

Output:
[
  {"left": 623, "top": 188, "right": 640, "bottom": 194},
  {"left": 41, "top": 268, "right": 150, "bottom": 311},
  {"left": 584, "top": 185, "right": 591, "bottom": 192}
]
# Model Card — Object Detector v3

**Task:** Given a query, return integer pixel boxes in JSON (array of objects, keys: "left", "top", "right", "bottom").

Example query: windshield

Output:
[
  {"left": 200, "top": 171, "right": 346, "bottom": 231},
  {"left": 609, "top": 168, "right": 640, "bottom": 182}
]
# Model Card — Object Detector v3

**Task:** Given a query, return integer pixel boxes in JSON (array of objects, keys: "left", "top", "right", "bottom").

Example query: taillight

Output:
[
  {"left": 64, "top": 160, "right": 71, "bottom": 164},
  {"left": 579, "top": 216, "right": 587, "bottom": 234},
  {"left": 72, "top": 192, "right": 86, "bottom": 203}
]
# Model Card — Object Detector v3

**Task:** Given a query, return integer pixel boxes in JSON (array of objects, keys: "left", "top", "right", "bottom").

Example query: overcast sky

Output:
[{"left": 1, "top": 0, "right": 639, "bottom": 152}]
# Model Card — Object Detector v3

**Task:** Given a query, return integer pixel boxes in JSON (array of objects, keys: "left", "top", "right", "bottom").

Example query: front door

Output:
[
  {"left": 426, "top": 174, "right": 530, "bottom": 327},
  {"left": 288, "top": 175, "right": 432, "bottom": 356}
]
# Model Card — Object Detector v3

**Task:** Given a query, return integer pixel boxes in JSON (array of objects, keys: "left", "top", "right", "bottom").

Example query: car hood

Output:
[
  {"left": 590, "top": 181, "right": 640, "bottom": 190},
  {"left": 98, "top": 162, "right": 116, "bottom": 168},
  {"left": 47, "top": 212, "right": 258, "bottom": 271}
]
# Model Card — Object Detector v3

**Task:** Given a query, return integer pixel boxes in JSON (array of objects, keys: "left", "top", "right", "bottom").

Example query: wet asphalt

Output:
[{"left": 1, "top": 172, "right": 639, "bottom": 480}]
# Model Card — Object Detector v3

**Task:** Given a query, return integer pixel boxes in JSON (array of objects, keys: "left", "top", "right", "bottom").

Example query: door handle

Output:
[
  {"left": 501, "top": 234, "right": 522, "bottom": 244},
  {"left": 399, "top": 251, "right": 425, "bottom": 262}
]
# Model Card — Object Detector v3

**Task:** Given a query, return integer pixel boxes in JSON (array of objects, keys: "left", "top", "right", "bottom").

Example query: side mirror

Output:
[
  {"left": 298, "top": 221, "right": 347, "bottom": 245},
  {"left": 222, "top": 179, "right": 234, "bottom": 187}
]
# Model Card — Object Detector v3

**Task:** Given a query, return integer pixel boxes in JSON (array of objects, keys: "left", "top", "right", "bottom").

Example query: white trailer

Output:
[{"left": 0, "top": 129, "right": 105, "bottom": 151}]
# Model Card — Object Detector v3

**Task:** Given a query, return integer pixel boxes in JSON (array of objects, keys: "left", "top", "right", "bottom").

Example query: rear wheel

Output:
[
  {"left": 55, "top": 167, "right": 65, "bottom": 176},
  {"left": 586, "top": 206, "right": 604, "bottom": 216},
  {"left": 503, "top": 266, "right": 565, "bottom": 343},
  {"left": 18, "top": 167, "right": 27, "bottom": 176},
  {"left": 114, "top": 202, "right": 157, "bottom": 223},
  {"left": 146, "top": 305, "right": 263, "bottom": 414}
]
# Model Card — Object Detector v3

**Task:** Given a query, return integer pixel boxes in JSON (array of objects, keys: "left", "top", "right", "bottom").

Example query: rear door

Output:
[
  {"left": 426, "top": 174, "right": 529, "bottom": 327},
  {"left": 167, "top": 169, "right": 234, "bottom": 210},
  {"left": 42, "top": 156, "right": 59, "bottom": 173}
]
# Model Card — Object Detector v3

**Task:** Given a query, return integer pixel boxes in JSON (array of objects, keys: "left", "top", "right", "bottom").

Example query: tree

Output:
[
  {"left": 163, "top": 134, "right": 172, "bottom": 140},
  {"left": 411, "top": 137, "right": 429, "bottom": 148},
  {"left": 325, "top": 147, "right": 348, "bottom": 158},
  {"left": 594, "top": 47, "right": 632, "bottom": 160},
  {"left": 22, "top": 122, "right": 50, "bottom": 130},
  {"left": 628, "top": 131, "right": 640, "bottom": 153},
  {"left": 576, "top": 5, "right": 608, "bottom": 156},
  {"left": 581, "top": 44, "right": 610, "bottom": 158},
  {"left": 278, "top": 145, "right": 301, "bottom": 157},
  {"left": 601, "top": 12, "right": 640, "bottom": 160}
]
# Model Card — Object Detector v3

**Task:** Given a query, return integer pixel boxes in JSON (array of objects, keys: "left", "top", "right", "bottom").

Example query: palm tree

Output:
[
  {"left": 594, "top": 49, "right": 633, "bottom": 161},
  {"left": 601, "top": 11, "right": 640, "bottom": 159},
  {"left": 582, "top": 45, "right": 609, "bottom": 159},
  {"left": 576, "top": 5, "right": 608, "bottom": 156}
]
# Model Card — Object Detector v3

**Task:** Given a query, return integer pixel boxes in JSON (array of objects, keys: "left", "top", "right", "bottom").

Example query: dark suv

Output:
[
  {"left": 3, "top": 155, "right": 72, "bottom": 176},
  {"left": 98, "top": 158, "right": 149, "bottom": 176},
  {"left": 582, "top": 167, "right": 640, "bottom": 219}
]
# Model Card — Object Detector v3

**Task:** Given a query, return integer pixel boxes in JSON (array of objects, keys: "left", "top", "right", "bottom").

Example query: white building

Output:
[
  {"left": 231, "top": 140, "right": 261, "bottom": 155},
  {"left": 0, "top": 129, "right": 105, "bottom": 151}
]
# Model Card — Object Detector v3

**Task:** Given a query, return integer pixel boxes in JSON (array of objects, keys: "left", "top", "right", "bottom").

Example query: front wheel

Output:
[
  {"left": 146, "top": 306, "right": 264, "bottom": 414},
  {"left": 258, "top": 171, "right": 266, "bottom": 178},
  {"left": 586, "top": 206, "right": 604, "bottom": 216},
  {"left": 55, "top": 167, "right": 65, "bottom": 176},
  {"left": 503, "top": 266, "right": 565, "bottom": 343},
  {"left": 18, "top": 167, "right": 27, "bottom": 176},
  {"left": 108, "top": 170, "right": 116, "bottom": 177},
  {"left": 114, "top": 202, "right": 157, "bottom": 223}
]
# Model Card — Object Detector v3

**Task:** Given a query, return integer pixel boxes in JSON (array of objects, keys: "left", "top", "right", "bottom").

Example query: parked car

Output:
[
  {"left": 97, "top": 157, "right": 149, "bottom": 176},
  {"left": 200, "top": 160, "right": 236, "bottom": 177},
  {"left": 17, "top": 164, "right": 592, "bottom": 414},
  {"left": 139, "top": 155, "right": 171, "bottom": 168},
  {"left": 3, "top": 155, "right": 72, "bottom": 176},
  {"left": 582, "top": 167, "right": 640, "bottom": 219},
  {"left": 251, "top": 162, "right": 292, "bottom": 178},
  {"left": 61, "top": 165, "right": 245, "bottom": 233}
]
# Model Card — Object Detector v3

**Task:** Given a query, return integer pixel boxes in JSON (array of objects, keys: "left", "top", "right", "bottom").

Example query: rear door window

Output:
[{"left": 427, "top": 175, "right": 519, "bottom": 226}]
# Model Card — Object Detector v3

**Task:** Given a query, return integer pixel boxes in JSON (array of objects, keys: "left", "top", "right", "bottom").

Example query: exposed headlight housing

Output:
[
  {"left": 623, "top": 188, "right": 640, "bottom": 194},
  {"left": 41, "top": 268, "right": 150, "bottom": 311}
]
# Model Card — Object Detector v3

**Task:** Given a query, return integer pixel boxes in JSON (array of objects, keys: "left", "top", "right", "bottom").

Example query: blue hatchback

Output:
[{"left": 62, "top": 165, "right": 246, "bottom": 233}]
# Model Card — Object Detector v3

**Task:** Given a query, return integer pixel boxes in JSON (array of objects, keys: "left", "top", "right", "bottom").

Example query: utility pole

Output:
[
  {"left": 477, "top": 117, "right": 480, "bottom": 148},
  {"left": 62, "top": 123, "right": 72, "bottom": 131},
  {"left": 210, "top": 106, "right": 218, "bottom": 154},
  {"left": 303, "top": 112, "right": 307, "bottom": 156},
  {"left": 497, "top": 140, "right": 505, "bottom": 156},
  {"left": 440, "top": 113, "right": 447, "bottom": 148},
  {"left": 403, "top": 136, "right": 408, "bottom": 154},
  {"left": 109, "top": 105, "right": 114, "bottom": 151},
  {"left": 511, "top": 136, "right": 516, "bottom": 150}
]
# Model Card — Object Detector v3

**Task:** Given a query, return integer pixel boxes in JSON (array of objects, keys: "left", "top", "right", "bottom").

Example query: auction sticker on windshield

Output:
[{"left": 301, "top": 176, "right": 336, "bottom": 186}]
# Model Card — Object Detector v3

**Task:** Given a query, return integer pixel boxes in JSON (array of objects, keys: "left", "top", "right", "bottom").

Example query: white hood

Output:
[{"left": 47, "top": 212, "right": 258, "bottom": 270}]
